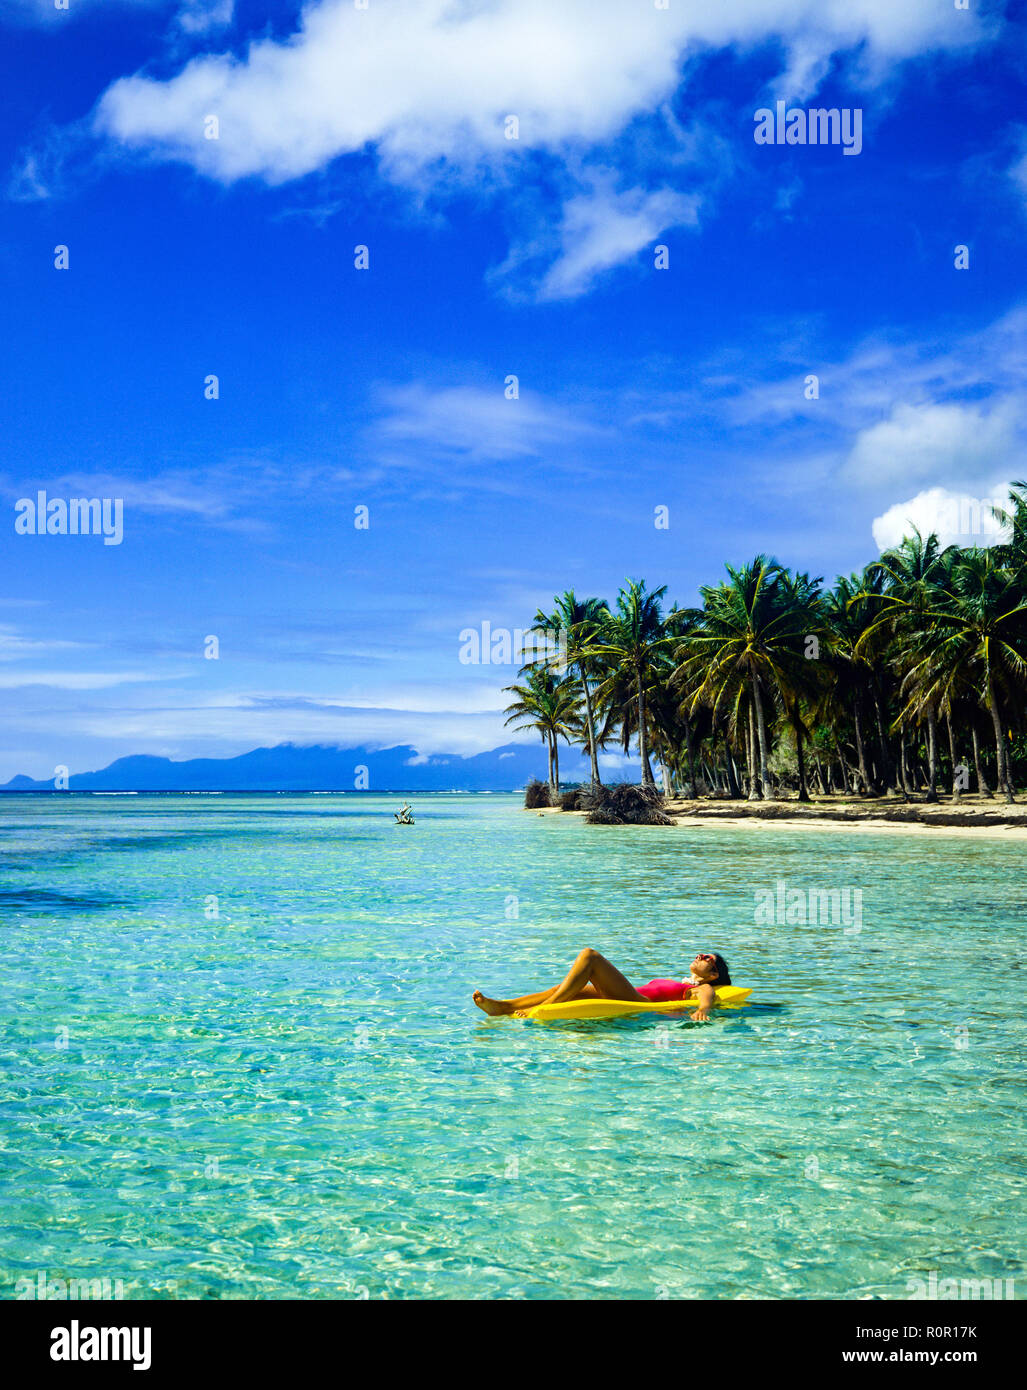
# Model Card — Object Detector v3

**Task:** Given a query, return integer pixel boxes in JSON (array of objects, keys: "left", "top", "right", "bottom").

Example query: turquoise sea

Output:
[{"left": 1, "top": 793, "right": 1024, "bottom": 1300}]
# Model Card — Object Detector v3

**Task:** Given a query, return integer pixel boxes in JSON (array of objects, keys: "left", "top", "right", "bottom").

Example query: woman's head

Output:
[{"left": 692, "top": 952, "right": 731, "bottom": 986}]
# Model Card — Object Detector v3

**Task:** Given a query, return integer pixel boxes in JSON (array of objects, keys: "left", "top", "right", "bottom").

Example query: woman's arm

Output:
[{"left": 691, "top": 982, "right": 717, "bottom": 1021}]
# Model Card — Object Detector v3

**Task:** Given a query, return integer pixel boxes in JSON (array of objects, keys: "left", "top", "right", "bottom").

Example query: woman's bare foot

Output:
[{"left": 473, "top": 990, "right": 512, "bottom": 1017}]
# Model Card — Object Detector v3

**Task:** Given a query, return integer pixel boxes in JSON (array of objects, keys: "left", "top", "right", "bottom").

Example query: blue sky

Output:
[{"left": 1, "top": 0, "right": 1025, "bottom": 781}]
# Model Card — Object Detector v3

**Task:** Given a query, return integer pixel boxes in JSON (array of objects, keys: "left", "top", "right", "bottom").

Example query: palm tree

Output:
[
  {"left": 675, "top": 556, "right": 813, "bottom": 800},
  {"left": 825, "top": 575, "right": 885, "bottom": 795},
  {"left": 832, "top": 568, "right": 902, "bottom": 795},
  {"left": 774, "top": 570, "right": 830, "bottom": 801},
  {"left": 530, "top": 592, "right": 610, "bottom": 787},
  {"left": 891, "top": 550, "right": 1027, "bottom": 803},
  {"left": 991, "top": 481, "right": 1027, "bottom": 571},
  {"left": 502, "top": 667, "right": 583, "bottom": 794},
  {"left": 647, "top": 655, "right": 703, "bottom": 798},
  {"left": 863, "top": 531, "right": 957, "bottom": 802},
  {"left": 585, "top": 580, "right": 679, "bottom": 789},
  {"left": 673, "top": 603, "right": 756, "bottom": 798},
  {"left": 503, "top": 483, "right": 1027, "bottom": 809}
]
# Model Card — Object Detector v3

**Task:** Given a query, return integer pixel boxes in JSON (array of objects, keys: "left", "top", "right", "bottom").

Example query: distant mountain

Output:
[{"left": 0, "top": 742, "right": 601, "bottom": 793}]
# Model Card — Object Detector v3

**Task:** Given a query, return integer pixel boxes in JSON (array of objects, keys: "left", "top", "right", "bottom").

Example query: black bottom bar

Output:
[{"left": 1, "top": 1297, "right": 1015, "bottom": 1379}]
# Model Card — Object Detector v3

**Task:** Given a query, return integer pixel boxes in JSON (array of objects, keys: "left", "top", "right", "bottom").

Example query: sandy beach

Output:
[{"left": 535, "top": 794, "right": 1027, "bottom": 840}]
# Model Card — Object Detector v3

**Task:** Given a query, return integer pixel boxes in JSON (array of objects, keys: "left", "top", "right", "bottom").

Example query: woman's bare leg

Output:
[
  {"left": 472, "top": 984, "right": 592, "bottom": 1017},
  {"left": 508, "top": 986, "right": 586, "bottom": 1010},
  {"left": 546, "top": 947, "right": 646, "bottom": 1004},
  {"left": 473, "top": 948, "right": 644, "bottom": 1015}
]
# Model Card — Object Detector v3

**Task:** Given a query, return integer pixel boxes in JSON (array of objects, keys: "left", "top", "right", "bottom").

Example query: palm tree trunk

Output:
[
  {"left": 637, "top": 671, "right": 655, "bottom": 788},
  {"left": 811, "top": 750, "right": 826, "bottom": 795},
  {"left": 853, "top": 705, "right": 873, "bottom": 796},
  {"left": 946, "top": 713, "right": 961, "bottom": 800},
  {"left": 746, "top": 703, "right": 759, "bottom": 800},
  {"left": 899, "top": 730, "right": 912, "bottom": 796},
  {"left": 553, "top": 737, "right": 560, "bottom": 795},
  {"left": 725, "top": 734, "right": 741, "bottom": 798},
  {"left": 987, "top": 687, "right": 1014, "bottom": 802},
  {"left": 871, "top": 683, "right": 893, "bottom": 795},
  {"left": 751, "top": 675, "right": 773, "bottom": 799},
  {"left": 578, "top": 665, "right": 602, "bottom": 787},
  {"left": 683, "top": 710, "right": 698, "bottom": 799},
  {"left": 924, "top": 711, "right": 939, "bottom": 802},
  {"left": 792, "top": 707, "right": 810, "bottom": 802},
  {"left": 547, "top": 732, "right": 556, "bottom": 792},
  {"left": 971, "top": 724, "right": 992, "bottom": 798}
]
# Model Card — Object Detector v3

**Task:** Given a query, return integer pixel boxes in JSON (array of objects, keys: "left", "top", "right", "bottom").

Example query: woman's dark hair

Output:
[{"left": 711, "top": 953, "right": 732, "bottom": 986}]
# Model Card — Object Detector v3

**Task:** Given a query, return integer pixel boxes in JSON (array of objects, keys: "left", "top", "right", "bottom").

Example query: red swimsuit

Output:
[{"left": 636, "top": 978, "right": 696, "bottom": 1002}]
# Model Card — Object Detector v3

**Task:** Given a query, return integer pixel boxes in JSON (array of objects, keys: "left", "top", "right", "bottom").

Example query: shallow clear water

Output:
[{"left": 1, "top": 793, "right": 1024, "bottom": 1300}]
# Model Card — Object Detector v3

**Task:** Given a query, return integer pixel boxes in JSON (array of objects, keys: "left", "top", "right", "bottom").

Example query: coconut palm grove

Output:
[{"left": 505, "top": 484, "right": 1027, "bottom": 808}]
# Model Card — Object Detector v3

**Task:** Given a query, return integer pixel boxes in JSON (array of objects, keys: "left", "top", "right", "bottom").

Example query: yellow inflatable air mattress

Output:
[{"left": 517, "top": 985, "right": 753, "bottom": 1021}]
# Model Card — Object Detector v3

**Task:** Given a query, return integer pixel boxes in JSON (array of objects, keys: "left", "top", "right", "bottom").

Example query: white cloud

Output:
[
  {"left": 56, "top": 469, "right": 243, "bottom": 519},
  {"left": 6, "top": 0, "right": 230, "bottom": 25},
  {"left": 598, "top": 750, "right": 638, "bottom": 770},
  {"left": 845, "top": 400, "right": 1022, "bottom": 489},
  {"left": 6, "top": 118, "right": 102, "bottom": 203},
  {"left": 617, "top": 308, "right": 1027, "bottom": 475},
  {"left": 0, "top": 626, "right": 84, "bottom": 661},
  {"left": 374, "top": 383, "right": 598, "bottom": 462},
  {"left": 176, "top": 0, "right": 232, "bottom": 35},
  {"left": 6, "top": 0, "right": 165, "bottom": 22},
  {"left": 94, "top": 0, "right": 983, "bottom": 185},
  {"left": 9, "top": 151, "right": 50, "bottom": 201},
  {"left": 537, "top": 178, "right": 699, "bottom": 301},
  {"left": 774, "top": 177, "right": 803, "bottom": 214},
  {"left": 1009, "top": 128, "right": 1027, "bottom": 209},
  {"left": 716, "top": 308, "right": 1027, "bottom": 436},
  {"left": 871, "top": 485, "right": 1013, "bottom": 551},
  {"left": 0, "top": 669, "right": 180, "bottom": 690},
  {"left": 0, "top": 0, "right": 973, "bottom": 295},
  {"left": 85, "top": 0, "right": 988, "bottom": 296},
  {"left": 3, "top": 696, "right": 530, "bottom": 761},
  {"left": 1, "top": 461, "right": 294, "bottom": 533}
]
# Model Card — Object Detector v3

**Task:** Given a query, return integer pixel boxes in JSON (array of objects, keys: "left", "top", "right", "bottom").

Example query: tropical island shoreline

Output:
[
  {"left": 506, "top": 508, "right": 1027, "bottom": 836},
  {"left": 532, "top": 793, "right": 1027, "bottom": 839}
]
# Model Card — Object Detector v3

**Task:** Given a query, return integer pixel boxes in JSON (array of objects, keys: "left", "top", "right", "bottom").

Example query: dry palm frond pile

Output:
[
  {"left": 582, "top": 782, "right": 675, "bottom": 826},
  {"left": 524, "top": 779, "right": 553, "bottom": 809}
]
